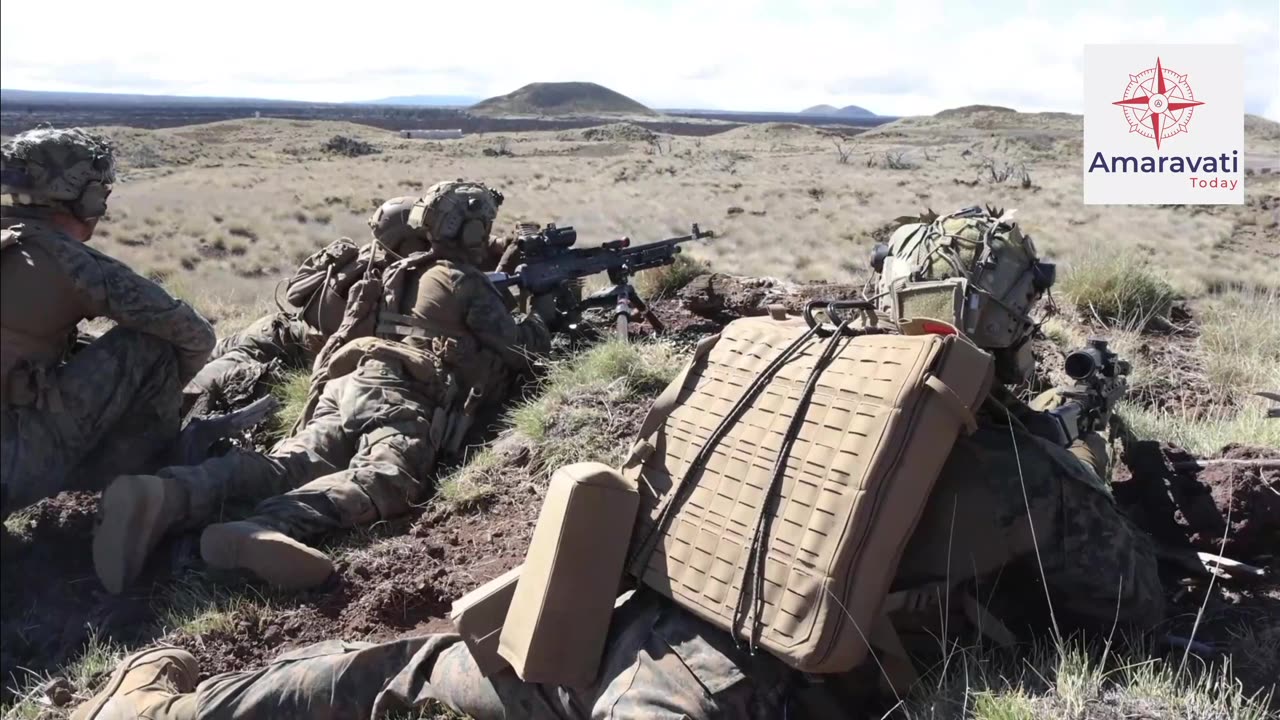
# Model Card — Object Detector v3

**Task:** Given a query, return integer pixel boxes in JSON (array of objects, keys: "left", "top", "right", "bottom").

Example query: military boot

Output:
[
  {"left": 70, "top": 647, "right": 198, "bottom": 720},
  {"left": 200, "top": 520, "right": 334, "bottom": 590},
  {"left": 94, "top": 475, "right": 190, "bottom": 594}
]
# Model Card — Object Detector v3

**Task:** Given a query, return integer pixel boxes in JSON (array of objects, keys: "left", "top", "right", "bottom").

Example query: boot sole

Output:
[
  {"left": 93, "top": 476, "right": 168, "bottom": 595},
  {"left": 70, "top": 647, "right": 198, "bottom": 720},
  {"left": 201, "top": 523, "right": 334, "bottom": 590}
]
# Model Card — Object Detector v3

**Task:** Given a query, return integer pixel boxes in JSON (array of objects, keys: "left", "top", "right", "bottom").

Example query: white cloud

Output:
[{"left": 1, "top": 0, "right": 1275, "bottom": 118}]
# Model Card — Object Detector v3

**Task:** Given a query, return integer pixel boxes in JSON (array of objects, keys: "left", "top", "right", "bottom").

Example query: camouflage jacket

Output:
[{"left": 0, "top": 213, "right": 216, "bottom": 406}]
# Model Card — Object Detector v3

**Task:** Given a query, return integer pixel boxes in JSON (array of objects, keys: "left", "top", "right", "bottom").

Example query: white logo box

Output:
[{"left": 1083, "top": 44, "right": 1243, "bottom": 205}]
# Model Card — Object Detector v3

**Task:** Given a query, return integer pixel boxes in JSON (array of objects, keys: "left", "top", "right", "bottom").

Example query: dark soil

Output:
[
  {"left": 0, "top": 492, "right": 158, "bottom": 700},
  {"left": 166, "top": 484, "right": 541, "bottom": 679},
  {"left": 1115, "top": 442, "right": 1280, "bottom": 705},
  {"left": 1115, "top": 442, "right": 1280, "bottom": 558}
]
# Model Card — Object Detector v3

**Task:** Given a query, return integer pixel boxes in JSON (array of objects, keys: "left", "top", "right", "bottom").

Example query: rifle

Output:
[
  {"left": 488, "top": 223, "right": 715, "bottom": 339},
  {"left": 1047, "top": 338, "right": 1131, "bottom": 445}
]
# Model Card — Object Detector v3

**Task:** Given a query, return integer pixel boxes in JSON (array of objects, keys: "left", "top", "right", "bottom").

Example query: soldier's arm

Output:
[
  {"left": 62, "top": 241, "right": 216, "bottom": 383},
  {"left": 459, "top": 270, "right": 551, "bottom": 370}
]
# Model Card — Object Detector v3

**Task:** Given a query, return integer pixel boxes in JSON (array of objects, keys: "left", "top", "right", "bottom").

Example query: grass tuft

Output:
[
  {"left": 1, "top": 629, "right": 124, "bottom": 720},
  {"left": 1198, "top": 288, "right": 1280, "bottom": 399},
  {"left": 1059, "top": 249, "right": 1178, "bottom": 329},
  {"left": 634, "top": 253, "right": 711, "bottom": 299},
  {"left": 158, "top": 573, "right": 272, "bottom": 637},
  {"left": 264, "top": 368, "right": 313, "bottom": 444},
  {"left": 905, "top": 634, "right": 1275, "bottom": 720},
  {"left": 434, "top": 448, "right": 500, "bottom": 512},
  {"left": 1121, "top": 398, "right": 1280, "bottom": 454},
  {"left": 507, "top": 338, "right": 682, "bottom": 474}
]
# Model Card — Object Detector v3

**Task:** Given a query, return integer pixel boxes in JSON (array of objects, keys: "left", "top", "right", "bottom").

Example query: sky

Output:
[{"left": 2, "top": 0, "right": 1277, "bottom": 119}]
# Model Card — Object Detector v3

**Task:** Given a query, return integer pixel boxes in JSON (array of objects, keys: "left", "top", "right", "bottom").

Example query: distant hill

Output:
[
  {"left": 0, "top": 88, "right": 315, "bottom": 107},
  {"left": 471, "top": 82, "right": 655, "bottom": 117},
  {"left": 933, "top": 104, "right": 1017, "bottom": 118},
  {"left": 363, "top": 94, "right": 481, "bottom": 107},
  {"left": 801, "top": 104, "right": 877, "bottom": 118}
]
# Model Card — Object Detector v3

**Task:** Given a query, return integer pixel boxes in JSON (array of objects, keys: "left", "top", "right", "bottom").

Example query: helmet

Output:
[
  {"left": 873, "top": 206, "right": 1056, "bottom": 380},
  {"left": 367, "top": 196, "right": 419, "bottom": 249},
  {"left": 1, "top": 127, "right": 116, "bottom": 220},
  {"left": 407, "top": 180, "right": 503, "bottom": 264}
]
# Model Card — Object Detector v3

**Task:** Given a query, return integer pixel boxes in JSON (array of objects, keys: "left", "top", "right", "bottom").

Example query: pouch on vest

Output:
[
  {"left": 451, "top": 565, "right": 522, "bottom": 676},
  {"left": 499, "top": 462, "right": 639, "bottom": 687},
  {"left": 626, "top": 313, "right": 993, "bottom": 674}
]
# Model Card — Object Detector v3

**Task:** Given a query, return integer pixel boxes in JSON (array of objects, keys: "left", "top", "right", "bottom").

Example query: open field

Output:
[
  {"left": 73, "top": 109, "right": 1280, "bottom": 335},
  {"left": 2, "top": 109, "right": 1278, "bottom": 718}
]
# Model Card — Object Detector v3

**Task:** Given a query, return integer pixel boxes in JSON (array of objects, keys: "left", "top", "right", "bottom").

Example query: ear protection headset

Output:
[{"left": 71, "top": 179, "right": 111, "bottom": 220}]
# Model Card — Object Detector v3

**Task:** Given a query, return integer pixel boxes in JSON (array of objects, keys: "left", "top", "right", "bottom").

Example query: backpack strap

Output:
[{"left": 870, "top": 581, "right": 1017, "bottom": 695}]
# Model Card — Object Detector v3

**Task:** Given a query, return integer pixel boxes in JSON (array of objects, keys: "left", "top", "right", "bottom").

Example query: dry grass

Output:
[
  {"left": 1058, "top": 247, "right": 1178, "bottom": 329},
  {"left": 905, "top": 635, "right": 1274, "bottom": 720},
  {"left": 263, "top": 368, "right": 313, "bottom": 445},
  {"left": 89, "top": 116, "right": 1277, "bottom": 302},
  {"left": 508, "top": 339, "right": 680, "bottom": 474}
]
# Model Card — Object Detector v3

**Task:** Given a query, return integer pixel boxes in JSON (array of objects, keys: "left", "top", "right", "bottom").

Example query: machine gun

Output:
[
  {"left": 1047, "top": 338, "right": 1131, "bottom": 445},
  {"left": 489, "top": 223, "right": 715, "bottom": 339}
]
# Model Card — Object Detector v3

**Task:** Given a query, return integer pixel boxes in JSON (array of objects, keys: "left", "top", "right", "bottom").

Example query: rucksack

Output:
[
  {"left": 624, "top": 304, "right": 994, "bottom": 675},
  {"left": 285, "top": 237, "right": 366, "bottom": 335}
]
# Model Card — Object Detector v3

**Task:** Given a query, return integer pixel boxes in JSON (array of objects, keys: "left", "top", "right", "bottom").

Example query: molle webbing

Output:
[{"left": 627, "top": 315, "right": 994, "bottom": 673}]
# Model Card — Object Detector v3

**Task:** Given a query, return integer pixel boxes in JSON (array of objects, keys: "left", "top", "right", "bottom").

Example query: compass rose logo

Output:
[{"left": 1111, "top": 57, "right": 1204, "bottom": 150}]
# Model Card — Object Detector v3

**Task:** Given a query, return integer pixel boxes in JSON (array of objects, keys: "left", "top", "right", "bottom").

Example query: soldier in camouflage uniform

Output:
[
  {"left": 183, "top": 196, "right": 521, "bottom": 415},
  {"left": 92, "top": 181, "right": 554, "bottom": 594},
  {"left": 0, "top": 128, "right": 216, "bottom": 519},
  {"left": 74, "top": 207, "right": 1164, "bottom": 720}
]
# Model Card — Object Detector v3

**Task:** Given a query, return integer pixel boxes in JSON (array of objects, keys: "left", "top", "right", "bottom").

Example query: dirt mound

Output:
[
  {"left": 1, "top": 492, "right": 157, "bottom": 700},
  {"left": 94, "top": 126, "right": 205, "bottom": 170},
  {"left": 935, "top": 104, "right": 1018, "bottom": 118},
  {"left": 715, "top": 122, "right": 830, "bottom": 144},
  {"left": 558, "top": 122, "right": 657, "bottom": 143},
  {"left": 678, "top": 273, "right": 864, "bottom": 320},
  {"left": 471, "top": 82, "right": 654, "bottom": 117},
  {"left": 1116, "top": 443, "right": 1280, "bottom": 559}
]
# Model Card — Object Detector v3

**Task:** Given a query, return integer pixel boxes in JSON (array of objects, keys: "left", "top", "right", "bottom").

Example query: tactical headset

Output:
[{"left": 409, "top": 183, "right": 503, "bottom": 258}]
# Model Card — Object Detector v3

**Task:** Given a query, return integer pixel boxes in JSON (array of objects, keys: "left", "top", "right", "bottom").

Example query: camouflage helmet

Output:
[
  {"left": 1, "top": 127, "right": 116, "bottom": 220},
  {"left": 407, "top": 180, "right": 503, "bottom": 262},
  {"left": 367, "top": 196, "right": 419, "bottom": 249},
  {"left": 873, "top": 205, "right": 1055, "bottom": 354}
]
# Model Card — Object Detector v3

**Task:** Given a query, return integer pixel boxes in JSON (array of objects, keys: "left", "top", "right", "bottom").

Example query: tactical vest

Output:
[
  {"left": 623, "top": 306, "right": 994, "bottom": 677},
  {"left": 296, "top": 250, "right": 504, "bottom": 456}
]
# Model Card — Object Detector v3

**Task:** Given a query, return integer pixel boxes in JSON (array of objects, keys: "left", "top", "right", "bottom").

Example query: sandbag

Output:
[{"left": 627, "top": 314, "right": 993, "bottom": 673}]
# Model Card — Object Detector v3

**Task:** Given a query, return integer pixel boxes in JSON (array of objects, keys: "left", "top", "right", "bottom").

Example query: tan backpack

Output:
[{"left": 624, "top": 305, "right": 994, "bottom": 674}]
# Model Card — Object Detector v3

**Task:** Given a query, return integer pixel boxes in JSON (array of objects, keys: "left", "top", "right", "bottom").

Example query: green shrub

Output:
[{"left": 1059, "top": 250, "right": 1177, "bottom": 329}]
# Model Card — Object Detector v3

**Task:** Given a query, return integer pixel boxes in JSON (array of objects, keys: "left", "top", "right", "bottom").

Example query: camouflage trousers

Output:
[
  {"left": 126, "top": 590, "right": 794, "bottom": 720},
  {"left": 183, "top": 312, "right": 320, "bottom": 415},
  {"left": 1, "top": 327, "right": 182, "bottom": 519},
  {"left": 161, "top": 358, "right": 441, "bottom": 541},
  {"left": 897, "top": 421, "right": 1166, "bottom": 630}
]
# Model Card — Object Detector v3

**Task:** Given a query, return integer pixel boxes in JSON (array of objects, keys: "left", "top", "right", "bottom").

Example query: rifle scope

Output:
[{"left": 1064, "top": 338, "right": 1113, "bottom": 381}]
